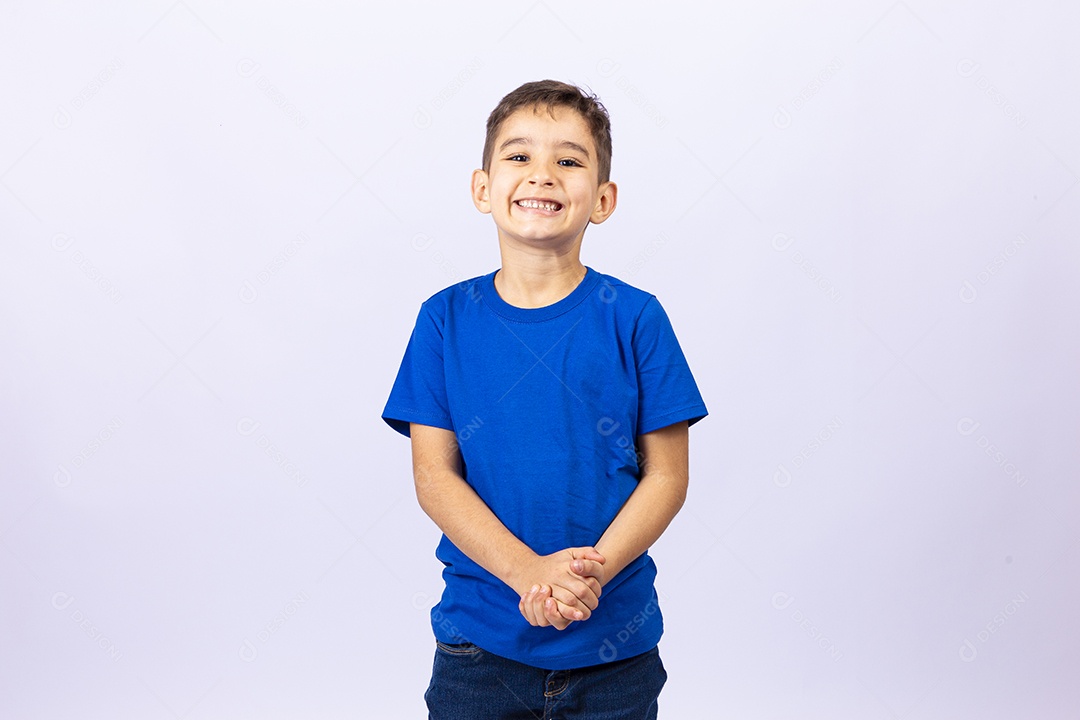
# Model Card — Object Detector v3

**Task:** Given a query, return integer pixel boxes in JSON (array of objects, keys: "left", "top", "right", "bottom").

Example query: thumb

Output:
[
  {"left": 583, "top": 548, "right": 606, "bottom": 564},
  {"left": 571, "top": 558, "right": 604, "bottom": 578},
  {"left": 570, "top": 546, "right": 607, "bottom": 564}
]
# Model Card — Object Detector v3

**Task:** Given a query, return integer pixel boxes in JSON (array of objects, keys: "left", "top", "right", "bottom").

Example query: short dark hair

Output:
[{"left": 482, "top": 80, "right": 612, "bottom": 184}]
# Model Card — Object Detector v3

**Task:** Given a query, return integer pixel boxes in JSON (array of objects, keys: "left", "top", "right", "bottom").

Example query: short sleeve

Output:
[
  {"left": 381, "top": 302, "right": 454, "bottom": 438},
  {"left": 633, "top": 296, "right": 708, "bottom": 435}
]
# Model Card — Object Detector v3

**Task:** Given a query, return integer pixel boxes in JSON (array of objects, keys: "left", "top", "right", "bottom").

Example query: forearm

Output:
[
  {"left": 594, "top": 467, "right": 687, "bottom": 586},
  {"left": 595, "top": 422, "right": 690, "bottom": 583},
  {"left": 415, "top": 467, "right": 537, "bottom": 595},
  {"left": 409, "top": 423, "right": 601, "bottom": 610}
]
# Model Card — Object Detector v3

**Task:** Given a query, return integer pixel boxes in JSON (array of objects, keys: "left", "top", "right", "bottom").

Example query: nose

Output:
[{"left": 528, "top": 165, "right": 554, "bottom": 186}]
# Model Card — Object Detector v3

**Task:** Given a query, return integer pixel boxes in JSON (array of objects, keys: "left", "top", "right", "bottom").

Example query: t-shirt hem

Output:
[
  {"left": 381, "top": 408, "right": 454, "bottom": 437},
  {"left": 434, "top": 626, "right": 663, "bottom": 671},
  {"left": 638, "top": 403, "right": 709, "bottom": 435}
]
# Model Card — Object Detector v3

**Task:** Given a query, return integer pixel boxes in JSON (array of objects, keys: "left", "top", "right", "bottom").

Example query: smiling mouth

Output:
[{"left": 515, "top": 199, "right": 563, "bottom": 212}]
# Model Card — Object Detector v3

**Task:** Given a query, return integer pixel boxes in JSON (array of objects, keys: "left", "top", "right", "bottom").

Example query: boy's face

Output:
[{"left": 471, "top": 105, "right": 616, "bottom": 252}]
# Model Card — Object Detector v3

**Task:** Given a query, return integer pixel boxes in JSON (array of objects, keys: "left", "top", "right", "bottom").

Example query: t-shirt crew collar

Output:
[{"left": 479, "top": 266, "right": 602, "bottom": 322}]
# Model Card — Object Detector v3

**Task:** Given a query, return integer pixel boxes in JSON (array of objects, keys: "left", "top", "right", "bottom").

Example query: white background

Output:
[{"left": 3, "top": 2, "right": 1078, "bottom": 718}]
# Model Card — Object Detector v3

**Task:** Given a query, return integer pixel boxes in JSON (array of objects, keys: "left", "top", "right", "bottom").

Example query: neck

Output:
[{"left": 493, "top": 249, "right": 587, "bottom": 309}]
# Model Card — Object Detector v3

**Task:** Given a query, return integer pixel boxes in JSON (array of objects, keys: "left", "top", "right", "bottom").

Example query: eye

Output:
[
  {"left": 507, "top": 153, "right": 529, "bottom": 162},
  {"left": 558, "top": 158, "right": 582, "bottom": 167}
]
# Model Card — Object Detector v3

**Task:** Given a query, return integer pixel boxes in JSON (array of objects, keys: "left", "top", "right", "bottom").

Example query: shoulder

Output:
[
  {"left": 589, "top": 269, "right": 664, "bottom": 324},
  {"left": 413, "top": 270, "right": 492, "bottom": 324}
]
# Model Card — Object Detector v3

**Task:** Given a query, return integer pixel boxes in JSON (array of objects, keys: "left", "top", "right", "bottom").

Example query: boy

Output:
[{"left": 382, "top": 80, "right": 707, "bottom": 719}]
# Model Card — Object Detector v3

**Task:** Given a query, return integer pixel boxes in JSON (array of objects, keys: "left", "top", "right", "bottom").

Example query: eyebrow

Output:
[{"left": 498, "top": 136, "right": 592, "bottom": 159}]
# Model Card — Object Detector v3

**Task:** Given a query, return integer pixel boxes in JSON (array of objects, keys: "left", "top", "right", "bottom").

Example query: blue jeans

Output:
[{"left": 424, "top": 641, "right": 667, "bottom": 719}]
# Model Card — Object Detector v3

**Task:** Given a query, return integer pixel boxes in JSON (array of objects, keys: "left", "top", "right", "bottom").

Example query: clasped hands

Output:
[{"left": 517, "top": 547, "right": 607, "bottom": 631}]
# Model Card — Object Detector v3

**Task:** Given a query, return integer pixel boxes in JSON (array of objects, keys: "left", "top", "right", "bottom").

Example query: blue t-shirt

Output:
[{"left": 382, "top": 266, "right": 707, "bottom": 669}]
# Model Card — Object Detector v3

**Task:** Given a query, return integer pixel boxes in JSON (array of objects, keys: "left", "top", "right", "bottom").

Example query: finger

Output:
[
  {"left": 571, "top": 547, "right": 607, "bottom": 564},
  {"left": 571, "top": 568, "right": 604, "bottom": 601},
  {"left": 548, "top": 596, "right": 580, "bottom": 623},
  {"left": 559, "top": 576, "right": 600, "bottom": 611},
  {"left": 581, "top": 574, "right": 603, "bottom": 598},
  {"left": 534, "top": 585, "right": 555, "bottom": 627},
  {"left": 522, "top": 586, "right": 545, "bottom": 627},
  {"left": 519, "top": 584, "right": 537, "bottom": 611},
  {"left": 522, "top": 591, "right": 540, "bottom": 626},
  {"left": 520, "top": 589, "right": 535, "bottom": 626},
  {"left": 570, "top": 559, "right": 604, "bottom": 580},
  {"left": 545, "top": 597, "right": 572, "bottom": 629},
  {"left": 549, "top": 585, "right": 589, "bottom": 620},
  {"left": 561, "top": 557, "right": 604, "bottom": 598}
]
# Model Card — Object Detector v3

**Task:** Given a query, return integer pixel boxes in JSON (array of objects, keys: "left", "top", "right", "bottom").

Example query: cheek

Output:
[
  {"left": 569, "top": 186, "right": 597, "bottom": 209},
  {"left": 491, "top": 177, "right": 518, "bottom": 204}
]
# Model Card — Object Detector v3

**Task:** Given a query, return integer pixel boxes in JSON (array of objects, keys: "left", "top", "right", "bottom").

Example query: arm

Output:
[
  {"left": 523, "top": 420, "right": 690, "bottom": 627},
  {"left": 409, "top": 422, "right": 603, "bottom": 617},
  {"left": 593, "top": 420, "right": 690, "bottom": 585}
]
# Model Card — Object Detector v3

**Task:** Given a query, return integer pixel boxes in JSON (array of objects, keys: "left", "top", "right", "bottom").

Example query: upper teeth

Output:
[{"left": 518, "top": 200, "right": 559, "bottom": 211}]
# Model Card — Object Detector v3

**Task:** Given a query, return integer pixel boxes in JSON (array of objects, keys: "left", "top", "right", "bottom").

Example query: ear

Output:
[
  {"left": 471, "top": 168, "right": 492, "bottom": 214},
  {"left": 590, "top": 181, "right": 618, "bottom": 224}
]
